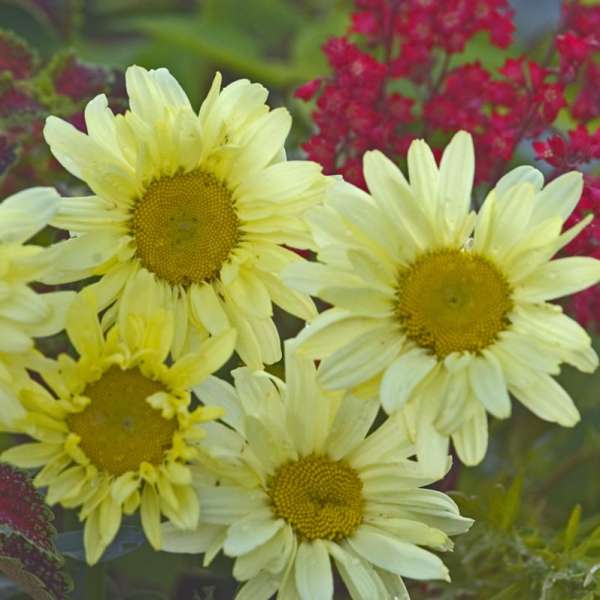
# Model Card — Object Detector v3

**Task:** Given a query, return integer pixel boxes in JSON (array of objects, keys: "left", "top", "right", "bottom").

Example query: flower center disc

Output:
[
  {"left": 268, "top": 455, "right": 363, "bottom": 541},
  {"left": 395, "top": 249, "right": 513, "bottom": 358},
  {"left": 132, "top": 169, "right": 239, "bottom": 286},
  {"left": 68, "top": 367, "right": 177, "bottom": 475}
]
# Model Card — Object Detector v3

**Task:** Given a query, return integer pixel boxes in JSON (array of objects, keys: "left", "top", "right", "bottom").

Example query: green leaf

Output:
[
  {"left": 564, "top": 505, "right": 582, "bottom": 553},
  {"left": 56, "top": 525, "right": 146, "bottom": 563},
  {"left": 500, "top": 473, "right": 523, "bottom": 532},
  {"left": 201, "top": 0, "right": 305, "bottom": 52},
  {"left": 488, "top": 582, "right": 528, "bottom": 600},
  {"left": 583, "top": 563, "right": 600, "bottom": 588},
  {"left": 129, "top": 16, "right": 317, "bottom": 87},
  {"left": 290, "top": 10, "right": 347, "bottom": 73}
]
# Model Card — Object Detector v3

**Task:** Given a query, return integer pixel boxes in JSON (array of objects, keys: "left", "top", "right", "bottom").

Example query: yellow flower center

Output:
[
  {"left": 268, "top": 455, "right": 363, "bottom": 541},
  {"left": 395, "top": 248, "right": 513, "bottom": 358},
  {"left": 68, "top": 367, "right": 177, "bottom": 475},
  {"left": 131, "top": 169, "right": 240, "bottom": 286}
]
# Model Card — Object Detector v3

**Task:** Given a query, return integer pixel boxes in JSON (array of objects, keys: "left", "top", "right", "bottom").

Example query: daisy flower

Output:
[
  {"left": 1, "top": 271, "right": 236, "bottom": 564},
  {"left": 0, "top": 187, "right": 74, "bottom": 423},
  {"left": 283, "top": 131, "right": 600, "bottom": 472},
  {"left": 161, "top": 344, "right": 472, "bottom": 599},
  {"left": 42, "top": 65, "right": 325, "bottom": 366}
]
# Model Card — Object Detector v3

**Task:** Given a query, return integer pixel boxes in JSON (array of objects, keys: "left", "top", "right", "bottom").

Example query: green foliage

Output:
[
  {"left": 411, "top": 481, "right": 600, "bottom": 600},
  {"left": 89, "top": 0, "right": 346, "bottom": 92}
]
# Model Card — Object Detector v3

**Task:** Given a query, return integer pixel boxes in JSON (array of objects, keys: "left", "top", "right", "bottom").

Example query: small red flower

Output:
[{"left": 294, "top": 78, "right": 322, "bottom": 101}]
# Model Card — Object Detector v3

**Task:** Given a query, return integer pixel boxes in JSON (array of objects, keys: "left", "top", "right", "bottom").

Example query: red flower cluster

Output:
[
  {"left": 297, "top": 0, "right": 600, "bottom": 330},
  {"left": 0, "top": 29, "right": 125, "bottom": 197},
  {"left": 426, "top": 58, "right": 565, "bottom": 182},
  {"left": 297, "top": 0, "right": 515, "bottom": 187}
]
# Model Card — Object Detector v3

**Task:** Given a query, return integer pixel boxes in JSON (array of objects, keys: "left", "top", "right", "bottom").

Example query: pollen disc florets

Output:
[
  {"left": 268, "top": 454, "right": 363, "bottom": 541},
  {"left": 132, "top": 169, "right": 240, "bottom": 285},
  {"left": 68, "top": 366, "right": 177, "bottom": 475},
  {"left": 395, "top": 248, "right": 513, "bottom": 358}
]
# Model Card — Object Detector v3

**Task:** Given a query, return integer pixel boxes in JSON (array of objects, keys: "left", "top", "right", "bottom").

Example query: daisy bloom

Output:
[
  {"left": 161, "top": 344, "right": 472, "bottom": 599},
  {"left": 42, "top": 65, "right": 325, "bottom": 366},
  {"left": 0, "top": 187, "right": 74, "bottom": 423},
  {"left": 283, "top": 131, "right": 600, "bottom": 472},
  {"left": 1, "top": 271, "right": 236, "bottom": 564}
]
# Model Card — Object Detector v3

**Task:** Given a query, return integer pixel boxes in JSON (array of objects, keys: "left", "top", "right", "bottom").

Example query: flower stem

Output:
[{"left": 85, "top": 563, "right": 107, "bottom": 600}]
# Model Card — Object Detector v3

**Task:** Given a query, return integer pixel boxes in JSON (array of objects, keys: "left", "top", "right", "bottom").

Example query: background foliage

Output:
[{"left": 0, "top": 0, "right": 599, "bottom": 598}]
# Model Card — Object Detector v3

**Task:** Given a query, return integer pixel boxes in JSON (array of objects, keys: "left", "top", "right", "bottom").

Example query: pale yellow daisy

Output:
[
  {"left": 161, "top": 344, "right": 472, "bottom": 599},
  {"left": 283, "top": 131, "right": 600, "bottom": 473},
  {"left": 0, "top": 187, "right": 74, "bottom": 423},
  {"left": 42, "top": 65, "right": 325, "bottom": 367},
  {"left": 1, "top": 271, "right": 236, "bottom": 564}
]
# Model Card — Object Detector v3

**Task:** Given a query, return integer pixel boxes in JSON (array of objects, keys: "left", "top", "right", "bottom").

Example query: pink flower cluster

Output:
[{"left": 297, "top": 0, "right": 600, "bottom": 330}]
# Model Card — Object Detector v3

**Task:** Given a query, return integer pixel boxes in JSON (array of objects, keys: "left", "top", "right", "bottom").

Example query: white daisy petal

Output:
[
  {"left": 285, "top": 342, "right": 330, "bottom": 455},
  {"left": 517, "top": 257, "right": 600, "bottom": 301},
  {"left": 236, "top": 573, "right": 280, "bottom": 600},
  {"left": 468, "top": 352, "right": 511, "bottom": 419},
  {"left": 510, "top": 373, "right": 580, "bottom": 427},
  {"left": 530, "top": 171, "right": 583, "bottom": 223},
  {"left": 193, "top": 376, "right": 244, "bottom": 432},
  {"left": 326, "top": 542, "right": 385, "bottom": 600},
  {"left": 495, "top": 165, "right": 544, "bottom": 199},
  {"left": 161, "top": 522, "right": 224, "bottom": 554},
  {"left": 0, "top": 188, "right": 58, "bottom": 243},
  {"left": 363, "top": 150, "right": 432, "bottom": 252},
  {"left": 294, "top": 309, "right": 381, "bottom": 359},
  {"left": 407, "top": 139, "right": 439, "bottom": 219},
  {"left": 452, "top": 403, "right": 488, "bottom": 466},
  {"left": 233, "top": 527, "right": 289, "bottom": 581},
  {"left": 439, "top": 130, "right": 475, "bottom": 224},
  {"left": 295, "top": 541, "right": 333, "bottom": 600},
  {"left": 224, "top": 509, "right": 285, "bottom": 557},
  {"left": 318, "top": 326, "right": 403, "bottom": 390},
  {"left": 349, "top": 525, "right": 450, "bottom": 581},
  {"left": 325, "top": 394, "right": 380, "bottom": 461},
  {"left": 381, "top": 349, "right": 437, "bottom": 414},
  {"left": 190, "top": 283, "right": 229, "bottom": 335}
]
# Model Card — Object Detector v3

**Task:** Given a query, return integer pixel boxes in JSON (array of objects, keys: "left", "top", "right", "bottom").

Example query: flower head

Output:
[
  {"left": 0, "top": 187, "right": 73, "bottom": 423},
  {"left": 162, "top": 344, "right": 472, "bottom": 598},
  {"left": 1, "top": 271, "right": 236, "bottom": 564},
  {"left": 284, "top": 131, "right": 600, "bottom": 472},
  {"left": 43, "top": 65, "right": 326, "bottom": 367}
]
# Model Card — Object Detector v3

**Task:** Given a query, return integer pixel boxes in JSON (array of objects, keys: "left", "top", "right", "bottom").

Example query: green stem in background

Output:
[
  {"left": 534, "top": 449, "right": 600, "bottom": 501},
  {"left": 85, "top": 562, "right": 107, "bottom": 600}
]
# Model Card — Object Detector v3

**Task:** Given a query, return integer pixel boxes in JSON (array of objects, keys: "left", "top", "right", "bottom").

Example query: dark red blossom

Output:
[
  {"left": 0, "top": 84, "right": 41, "bottom": 118},
  {"left": 571, "top": 63, "right": 600, "bottom": 123},
  {"left": 0, "top": 44, "right": 125, "bottom": 197},
  {"left": 557, "top": 31, "right": 595, "bottom": 79},
  {"left": 0, "top": 30, "right": 37, "bottom": 79},
  {"left": 52, "top": 54, "right": 109, "bottom": 102},
  {"left": 0, "top": 464, "right": 55, "bottom": 550},
  {"left": 533, "top": 127, "right": 600, "bottom": 171},
  {"left": 0, "top": 464, "right": 71, "bottom": 600}
]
